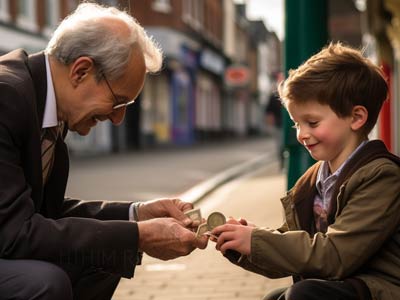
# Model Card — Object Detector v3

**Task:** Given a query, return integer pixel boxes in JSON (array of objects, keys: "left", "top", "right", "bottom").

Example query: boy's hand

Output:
[
  {"left": 226, "top": 216, "right": 256, "bottom": 227},
  {"left": 211, "top": 223, "right": 253, "bottom": 255}
]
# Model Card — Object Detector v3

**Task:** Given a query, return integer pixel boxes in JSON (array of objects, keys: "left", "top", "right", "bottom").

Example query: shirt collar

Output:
[
  {"left": 316, "top": 140, "right": 369, "bottom": 193},
  {"left": 42, "top": 54, "right": 58, "bottom": 129}
]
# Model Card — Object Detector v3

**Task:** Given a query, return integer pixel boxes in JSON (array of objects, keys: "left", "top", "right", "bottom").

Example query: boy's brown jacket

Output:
[{"left": 233, "top": 140, "right": 400, "bottom": 300}]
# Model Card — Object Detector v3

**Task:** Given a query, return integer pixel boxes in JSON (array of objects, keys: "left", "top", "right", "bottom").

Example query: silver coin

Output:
[
  {"left": 207, "top": 212, "right": 226, "bottom": 230},
  {"left": 196, "top": 223, "right": 209, "bottom": 237}
]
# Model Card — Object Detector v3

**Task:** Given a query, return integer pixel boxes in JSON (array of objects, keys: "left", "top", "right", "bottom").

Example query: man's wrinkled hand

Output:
[
  {"left": 137, "top": 217, "right": 208, "bottom": 260},
  {"left": 137, "top": 198, "right": 193, "bottom": 226}
]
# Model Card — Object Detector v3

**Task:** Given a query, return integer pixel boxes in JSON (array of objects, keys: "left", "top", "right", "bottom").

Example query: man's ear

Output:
[
  {"left": 69, "top": 57, "right": 95, "bottom": 87},
  {"left": 351, "top": 105, "right": 368, "bottom": 131}
]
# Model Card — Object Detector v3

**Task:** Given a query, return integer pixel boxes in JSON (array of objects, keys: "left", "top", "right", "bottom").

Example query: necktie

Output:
[{"left": 41, "top": 123, "right": 63, "bottom": 184}]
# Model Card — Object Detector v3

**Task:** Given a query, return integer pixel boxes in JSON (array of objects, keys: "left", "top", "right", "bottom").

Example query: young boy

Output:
[{"left": 211, "top": 43, "right": 400, "bottom": 300}]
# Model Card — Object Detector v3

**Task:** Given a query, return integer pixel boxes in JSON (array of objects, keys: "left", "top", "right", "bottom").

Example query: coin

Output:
[
  {"left": 196, "top": 223, "right": 209, "bottom": 237},
  {"left": 184, "top": 208, "right": 202, "bottom": 226},
  {"left": 204, "top": 231, "right": 218, "bottom": 240},
  {"left": 207, "top": 212, "right": 226, "bottom": 230}
]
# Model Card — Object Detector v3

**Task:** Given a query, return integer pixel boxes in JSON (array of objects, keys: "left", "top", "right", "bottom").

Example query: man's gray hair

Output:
[{"left": 45, "top": 2, "right": 163, "bottom": 81}]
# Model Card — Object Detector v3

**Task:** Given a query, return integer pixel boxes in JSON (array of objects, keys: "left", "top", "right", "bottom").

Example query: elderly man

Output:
[{"left": 0, "top": 3, "right": 207, "bottom": 300}]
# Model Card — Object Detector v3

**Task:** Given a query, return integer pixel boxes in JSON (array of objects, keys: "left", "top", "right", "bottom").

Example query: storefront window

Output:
[
  {"left": 0, "top": 0, "right": 10, "bottom": 22},
  {"left": 152, "top": 0, "right": 171, "bottom": 13},
  {"left": 43, "top": 0, "right": 60, "bottom": 37},
  {"left": 17, "top": 0, "right": 38, "bottom": 32}
]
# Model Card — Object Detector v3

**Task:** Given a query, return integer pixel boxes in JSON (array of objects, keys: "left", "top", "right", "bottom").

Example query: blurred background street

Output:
[{"left": 3, "top": 0, "right": 396, "bottom": 183}]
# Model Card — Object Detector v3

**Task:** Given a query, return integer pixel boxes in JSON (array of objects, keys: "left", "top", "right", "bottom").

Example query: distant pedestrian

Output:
[
  {"left": 265, "top": 90, "right": 283, "bottom": 167},
  {"left": 265, "top": 91, "right": 282, "bottom": 129},
  {"left": 211, "top": 42, "right": 400, "bottom": 300}
]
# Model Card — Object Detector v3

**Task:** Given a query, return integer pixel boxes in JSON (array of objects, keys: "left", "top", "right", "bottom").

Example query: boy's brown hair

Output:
[{"left": 278, "top": 42, "right": 388, "bottom": 135}]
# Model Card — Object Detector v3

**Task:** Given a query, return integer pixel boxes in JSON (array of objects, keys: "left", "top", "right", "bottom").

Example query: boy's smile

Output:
[{"left": 304, "top": 143, "right": 318, "bottom": 151}]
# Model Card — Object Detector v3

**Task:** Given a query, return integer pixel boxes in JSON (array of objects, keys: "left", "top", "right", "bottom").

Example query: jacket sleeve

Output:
[
  {"left": 0, "top": 83, "right": 139, "bottom": 278},
  {"left": 239, "top": 159, "right": 400, "bottom": 280},
  {"left": 225, "top": 228, "right": 291, "bottom": 278},
  {"left": 61, "top": 198, "right": 133, "bottom": 220}
]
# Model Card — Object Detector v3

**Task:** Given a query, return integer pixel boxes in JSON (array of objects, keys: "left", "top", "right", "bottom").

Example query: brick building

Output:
[{"left": 0, "top": 0, "right": 280, "bottom": 153}]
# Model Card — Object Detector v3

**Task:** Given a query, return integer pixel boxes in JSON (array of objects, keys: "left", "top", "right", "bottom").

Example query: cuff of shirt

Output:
[
  {"left": 129, "top": 202, "right": 142, "bottom": 221},
  {"left": 129, "top": 202, "right": 143, "bottom": 265}
]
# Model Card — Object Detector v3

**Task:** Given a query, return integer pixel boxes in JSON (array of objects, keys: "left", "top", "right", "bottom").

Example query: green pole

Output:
[{"left": 283, "top": 0, "right": 328, "bottom": 189}]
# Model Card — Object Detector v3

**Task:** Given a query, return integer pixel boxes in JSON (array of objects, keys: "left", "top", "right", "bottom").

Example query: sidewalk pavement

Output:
[{"left": 113, "top": 159, "right": 292, "bottom": 300}]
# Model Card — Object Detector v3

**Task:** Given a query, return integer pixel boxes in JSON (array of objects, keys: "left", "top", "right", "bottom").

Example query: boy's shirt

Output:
[{"left": 313, "top": 140, "right": 368, "bottom": 232}]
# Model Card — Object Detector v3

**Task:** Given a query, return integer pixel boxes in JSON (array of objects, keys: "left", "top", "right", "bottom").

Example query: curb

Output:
[{"left": 179, "top": 153, "right": 275, "bottom": 204}]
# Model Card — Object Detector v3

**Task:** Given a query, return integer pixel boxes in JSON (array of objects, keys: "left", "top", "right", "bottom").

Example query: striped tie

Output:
[{"left": 41, "top": 123, "right": 63, "bottom": 184}]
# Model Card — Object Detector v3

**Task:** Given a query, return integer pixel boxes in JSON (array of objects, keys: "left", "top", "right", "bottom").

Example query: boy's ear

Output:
[{"left": 350, "top": 105, "right": 368, "bottom": 131}]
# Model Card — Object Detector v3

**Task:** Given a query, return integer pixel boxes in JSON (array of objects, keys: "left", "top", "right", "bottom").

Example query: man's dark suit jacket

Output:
[{"left": 0, "top": 49, "right": 139, "bottom": 278}]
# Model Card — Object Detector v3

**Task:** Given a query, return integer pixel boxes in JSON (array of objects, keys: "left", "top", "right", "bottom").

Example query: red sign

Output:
[{"left": 224, "top": 65, "right": 250, "bottom": 87}]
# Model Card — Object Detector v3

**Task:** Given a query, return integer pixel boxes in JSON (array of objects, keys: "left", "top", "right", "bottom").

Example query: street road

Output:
[{"left": 66, "top": 137, "right": 276, "bottom": 202}]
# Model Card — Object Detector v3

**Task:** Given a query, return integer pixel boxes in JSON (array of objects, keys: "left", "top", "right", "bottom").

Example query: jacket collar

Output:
[
  {"left": 328, "top": 140, "right": 400, "bottom": 223},
  {"left": 288, "top": 161, "right": 321, "bottom": 232},
  {"left": 289, "top": 140, "right": 400, "bottom": 233}
]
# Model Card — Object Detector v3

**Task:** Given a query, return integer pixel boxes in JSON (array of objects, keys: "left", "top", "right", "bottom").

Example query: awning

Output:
[
  {"left": 366, "top": 0, "right": 395, "bottom": 64},
  {"left": 384, "top": 0, "right": 400, "bottom": 61}
]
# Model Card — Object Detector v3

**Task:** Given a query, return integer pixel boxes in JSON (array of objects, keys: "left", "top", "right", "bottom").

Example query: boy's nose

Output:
[{"left": 297, "top": 127, "right": 310, "bottom": 142}]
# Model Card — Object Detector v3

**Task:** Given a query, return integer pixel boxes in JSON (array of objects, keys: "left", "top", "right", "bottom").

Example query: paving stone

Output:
[{"left": 113, "top": 162, "right": 292, "bottom": 300}]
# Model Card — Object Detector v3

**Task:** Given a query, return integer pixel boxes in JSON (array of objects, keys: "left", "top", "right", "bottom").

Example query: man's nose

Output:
[{"left": 108, "top": 107, "right": 126, "bottom": 125}]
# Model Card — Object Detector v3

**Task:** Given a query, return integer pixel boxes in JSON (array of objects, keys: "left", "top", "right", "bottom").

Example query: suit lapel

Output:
[
  {"left": 26, "top": 52, "right": 48, "bottom": 207},
  {"left": 26, "top": 52, "right": 70, "bottom": 216},
  {"left": 27, "top": 52, "right": 47, "bottom": 127}
]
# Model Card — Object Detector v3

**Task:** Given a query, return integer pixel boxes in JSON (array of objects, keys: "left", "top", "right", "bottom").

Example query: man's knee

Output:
[
  {"left": 285, "top": 280, "right": 319, "bottom": 300},
  {"left": 285, "top": 279, "right": 358, "bottom": 300},
  {"left": 0, "top": 260, "right": 73, "bottom": 300},
  {"left": 32, "top": 262, "right": 73, "bottom": 299}
]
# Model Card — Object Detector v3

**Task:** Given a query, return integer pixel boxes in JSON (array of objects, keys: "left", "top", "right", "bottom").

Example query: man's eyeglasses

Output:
[{"left": 101, "top": 73, "right": 136, "bottom": 110}]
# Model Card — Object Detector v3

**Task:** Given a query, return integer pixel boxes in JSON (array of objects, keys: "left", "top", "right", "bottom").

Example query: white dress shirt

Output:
[{"left": 42, "top": 55, "right": 58, "bottom": 129}]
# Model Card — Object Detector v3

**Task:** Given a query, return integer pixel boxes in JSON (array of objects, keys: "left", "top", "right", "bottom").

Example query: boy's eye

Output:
[{"left": 308, "top": 121, "right": 319, "bottom": 127}]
